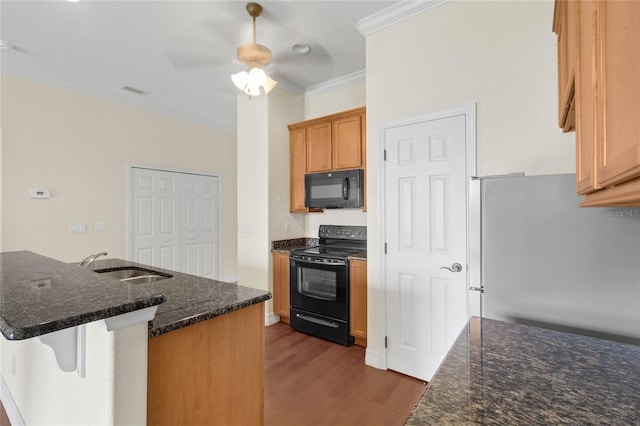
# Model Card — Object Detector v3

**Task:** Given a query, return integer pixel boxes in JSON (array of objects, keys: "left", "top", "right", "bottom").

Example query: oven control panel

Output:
[{"left": 318, "top": 225, "right": 367, "bottom": 241}]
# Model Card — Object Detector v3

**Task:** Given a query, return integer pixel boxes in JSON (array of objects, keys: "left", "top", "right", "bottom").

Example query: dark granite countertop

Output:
[
  {"left": 272, "top": 238, "right": 367, "bottom": 262},
  {"left": 271, "top": 237, "right": 318, "bottom": 253},
  {"left": 91, "top": 258, "right": 271, "bottom": 338},
  {"left": 0, "top": 251, "right": 166, "bottom": 340},
  {"left": 349, "top": 252, "right": 367, "bottom": 261},
  {"left": 406, "top": 317, "right": 640, "bottom": 424}
]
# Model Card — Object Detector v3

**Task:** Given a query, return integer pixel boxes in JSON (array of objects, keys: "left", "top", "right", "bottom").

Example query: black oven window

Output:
[{"left": 297, "top": 267, "right": 337, "bottom": 301}]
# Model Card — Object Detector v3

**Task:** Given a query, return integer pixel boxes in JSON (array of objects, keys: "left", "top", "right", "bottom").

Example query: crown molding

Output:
[
  {"left": 357, "top": 0, "right": 452, "bottom": 37},
  {"left": 304, "top": 69, "right": 366, "bottom": 99},
  {"left": 271, "top": 74, "right": 305, "bottom": 97}
]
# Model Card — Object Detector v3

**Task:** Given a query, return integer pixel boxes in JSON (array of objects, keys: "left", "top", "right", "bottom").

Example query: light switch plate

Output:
[
  {"left": 94, "top": 222, "right": 107, "bottom": 232},
  {"left": 29, "top": 188, "right": 50, "bottom": 199}
]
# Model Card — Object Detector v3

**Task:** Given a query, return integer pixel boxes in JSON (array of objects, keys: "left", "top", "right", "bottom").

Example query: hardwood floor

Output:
[
  {"left": 0, "top": 401, "right": 9, "bottom": 426},
  {"left": 0, "top": 322, "right": 425, "bottom": 426},
  {"left": 265, "top": 323, "right": 427, "bottom": 426}
]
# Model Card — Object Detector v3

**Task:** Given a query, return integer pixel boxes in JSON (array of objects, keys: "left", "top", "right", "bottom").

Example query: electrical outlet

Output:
[
  {"left": 284, "top": 223, "right": 291, "bottom": 233},
  {"left": 68, "top": 222, "right": 87, "bottom": 233}
]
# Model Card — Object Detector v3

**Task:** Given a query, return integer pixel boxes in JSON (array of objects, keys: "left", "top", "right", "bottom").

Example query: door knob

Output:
[{"left": 440, "top": 263, "right": 463, "bottom": 272}]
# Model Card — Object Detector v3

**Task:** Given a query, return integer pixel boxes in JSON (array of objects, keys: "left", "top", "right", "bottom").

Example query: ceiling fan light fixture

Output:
[
  {"left": 231, "top": 2, "right": 277, "bottom": 96},
  {"left": 231, "top": 67, "right": 277, "bottom": 95}
]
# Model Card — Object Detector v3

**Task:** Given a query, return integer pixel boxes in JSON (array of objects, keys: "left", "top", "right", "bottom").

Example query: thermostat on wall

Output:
[{"left": 29, "top": 188, "right": 51, "bottom": 199}]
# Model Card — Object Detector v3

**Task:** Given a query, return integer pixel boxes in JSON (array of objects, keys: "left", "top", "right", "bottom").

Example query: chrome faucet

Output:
[{"left": 79, "top": 251, "right": 108, "bottom": 269}]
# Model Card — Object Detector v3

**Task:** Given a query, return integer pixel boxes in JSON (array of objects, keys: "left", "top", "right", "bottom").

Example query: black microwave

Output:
[{"left": 304, "top": 169, "right": 364, "bottom": 209}]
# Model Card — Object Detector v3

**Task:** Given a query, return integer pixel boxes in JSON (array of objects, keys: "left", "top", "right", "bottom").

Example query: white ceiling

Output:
[{"left": 0, "top": 0, "right": 398, "bottom": 130}]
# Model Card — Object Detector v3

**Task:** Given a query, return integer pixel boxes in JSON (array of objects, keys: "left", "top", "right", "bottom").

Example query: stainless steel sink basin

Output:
[{"left": 94, "top": 267, "right": 172, "bottom": 284}]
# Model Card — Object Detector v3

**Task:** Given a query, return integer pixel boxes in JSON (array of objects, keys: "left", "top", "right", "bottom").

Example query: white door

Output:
[
  {"left": 385, "top": 114, "right": 469, "bottom": 381},
  {"left": 130, "top": 167, "right": 220, "bottom": 278},
  {"left": 131, "top": 168, "right": 180, "bottom": 270},
  {"left": 182, "top": 174, "right": 218, "bottom": 279}
]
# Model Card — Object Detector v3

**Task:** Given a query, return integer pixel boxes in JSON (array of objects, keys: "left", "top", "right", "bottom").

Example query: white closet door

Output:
[
  {"left": 182, "top": 174, "right": 218, "bottom": 279},
  {"left": 131, "top": 168, "right": 180, "bottom": 271},
  {"left": 130, "top": 167, "right": 219, "bottom": 279}
]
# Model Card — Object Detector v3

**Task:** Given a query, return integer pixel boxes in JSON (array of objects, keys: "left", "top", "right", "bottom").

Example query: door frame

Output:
[
  {"left": 126, "top": 162, "right": 223, "bottom": 280},
  {"left": 377, "top": 104, "right": 477, "bottom": 370}
]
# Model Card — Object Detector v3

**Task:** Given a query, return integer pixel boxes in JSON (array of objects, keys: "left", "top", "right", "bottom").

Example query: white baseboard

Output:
[
  {"left": 365, "top": 348, "right": 385, "bottom": 370},
  {"left": 265, "top": 312, "right": 280, "bottom": 326},
  {"left": 0, "top": 375, "right": 25, "bottom": 426}
]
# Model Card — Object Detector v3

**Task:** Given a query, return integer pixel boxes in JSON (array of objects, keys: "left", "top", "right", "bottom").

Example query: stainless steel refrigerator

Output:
[{"left": 469, "top": 173, "right": 640, "bottom": 344}]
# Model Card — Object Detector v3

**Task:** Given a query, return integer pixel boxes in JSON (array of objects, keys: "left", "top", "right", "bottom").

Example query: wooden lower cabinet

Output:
[
  {"left": 350, "top": 260, "right": 367, "bottom": 347},
  {"left": 147, "top": 303, "right": 265, "bottom": 426},
  {"left": 272, "top": 252, "right": 290, "bottom": 324}
]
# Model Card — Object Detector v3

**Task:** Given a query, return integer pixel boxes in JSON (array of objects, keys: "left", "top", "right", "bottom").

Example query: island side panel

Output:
[{"left": 147, "top": 302, "right": 265, "bottom": 426}]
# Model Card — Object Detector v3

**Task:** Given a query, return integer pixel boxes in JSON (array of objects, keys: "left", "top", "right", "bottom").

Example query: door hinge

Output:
[
  {"left": 384, "top": 242, "right": 387, "bottom": 254},
  {"left": 384, "top": 149, "right": 387, "bottom": 161},
  {"left": 384, "top": 336, "right": 388, "bottom": 348}
]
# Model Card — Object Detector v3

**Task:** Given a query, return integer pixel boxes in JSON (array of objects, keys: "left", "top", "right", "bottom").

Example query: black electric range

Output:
[{"left": 289, "top": 225, "right": 366, "bottom": 345}]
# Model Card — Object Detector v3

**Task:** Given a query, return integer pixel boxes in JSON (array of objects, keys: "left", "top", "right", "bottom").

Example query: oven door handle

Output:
[
  {"left": 296, "top": 313, "right": 340, "bottom": 329},
  {"left": 290, "top": 257, "right": 347, "bottom": 267}
]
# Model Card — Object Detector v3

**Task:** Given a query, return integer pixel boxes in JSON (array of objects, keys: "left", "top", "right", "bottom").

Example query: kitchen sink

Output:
[{"left": 94, "top": 267, "right": 172, "bottom": 284}]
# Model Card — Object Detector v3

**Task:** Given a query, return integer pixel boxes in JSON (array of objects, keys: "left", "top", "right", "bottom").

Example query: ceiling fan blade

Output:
[
  {"left": 166, "top": 52, "right": 229, "bottom": 70},
  {"left": 166, "top": 18, "right": 242, "bottom": 71}
]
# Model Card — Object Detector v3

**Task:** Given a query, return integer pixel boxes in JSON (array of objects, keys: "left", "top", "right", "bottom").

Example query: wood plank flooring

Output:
[
  {"left": 0, "top": 322, "right": 426, "bottom": 426},
  {"left": 265, "top": 323, "right": 427, "bottom": 426}
]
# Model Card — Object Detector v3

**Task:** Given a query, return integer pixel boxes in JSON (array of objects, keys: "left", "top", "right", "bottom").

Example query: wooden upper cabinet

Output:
[
  {"left": 555, "top": 0, "right": 640, "bottom": 206},
  {"left": 306, "top": 122, "right": 332, "bottom": 173},
  {"left": 289, "top": 128, "right": 307, "bottom": 212},
  {"left": 594, "top": 0, "right": 640, "bottom": 189},
  {"left": 574, "top": 0, "right": 597, "bottom": 194},
  {"left": 332, "top": 114, "right": 363, "bottom": 170},
  {"left": 288, "top": 107, "right": 367, "bottom": 211},
  {"left": 553, "top": 0, "right": 577, "bottom": 132}
]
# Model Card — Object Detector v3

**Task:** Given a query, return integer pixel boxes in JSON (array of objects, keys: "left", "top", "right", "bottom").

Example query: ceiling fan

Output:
[{"left": 231, "top": 2, "right": 277, "bottom": 96}]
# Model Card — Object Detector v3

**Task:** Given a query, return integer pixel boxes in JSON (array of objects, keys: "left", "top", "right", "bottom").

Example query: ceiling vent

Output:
[{"left": 120, "top": 85, "right": 146, "bottom": 96}]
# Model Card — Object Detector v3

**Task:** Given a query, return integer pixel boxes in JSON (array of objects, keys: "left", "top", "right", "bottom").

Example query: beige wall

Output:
[
  {"left": 236, "top": 86, "right": 306, "bottom": 321},
  {"left": 1, "top": 73, "right": 238, "bottom": 280},
  {"left": 0, "top": 73, "right": 238, "bottom": 423},
  {"left": 269, "top": 89, "right": 305, "bottom": 242},
  {"left": 365, "top": 1, "right": 575, "bottom": 363},
  {"left": 304, "top": 81, "right": 366, "bottom": 121},
  {"left": 237, "top": 93, "right": 270, "bottom": 295}
]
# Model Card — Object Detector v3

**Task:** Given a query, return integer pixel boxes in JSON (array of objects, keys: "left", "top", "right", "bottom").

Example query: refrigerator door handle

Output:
[{"left": 440, "top": 263, "right": 463, "bottom": 272}]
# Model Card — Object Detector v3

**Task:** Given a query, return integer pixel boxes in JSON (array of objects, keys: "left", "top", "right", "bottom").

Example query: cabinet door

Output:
[
  {"left": 332, "top": 115, "right": 363, "bottom": 170},
  {"left": 289, "top": 128, "right": 308, "bottom": 212},
  {"left": 554, "top": 0, "right": 577, "bottom": 131},
  {"left": 574, "top": 0, "right": 597, "bottom": 194},
  {"left": 273, "top": 252, "right": 290, "bottom": 323},
  {"left": 349, "top": 260, "right": 367, "bottom": 346},
  {"left": 595, "top": 1, "right": 640, "bottom": 188},
  {"left": 306, "top": 121, "right": 332, "bottom": 173}
]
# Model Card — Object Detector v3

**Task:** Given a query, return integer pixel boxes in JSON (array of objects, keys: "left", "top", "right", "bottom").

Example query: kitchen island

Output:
[
  {"left": 406, "top": 317, "right": 640, "bottom": 424},
  {"left": 0, "top": 251, "right": 270, "bottom": 425},
  {"left": 91, "top": 257, "right": 271, "bottom": 426}
]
